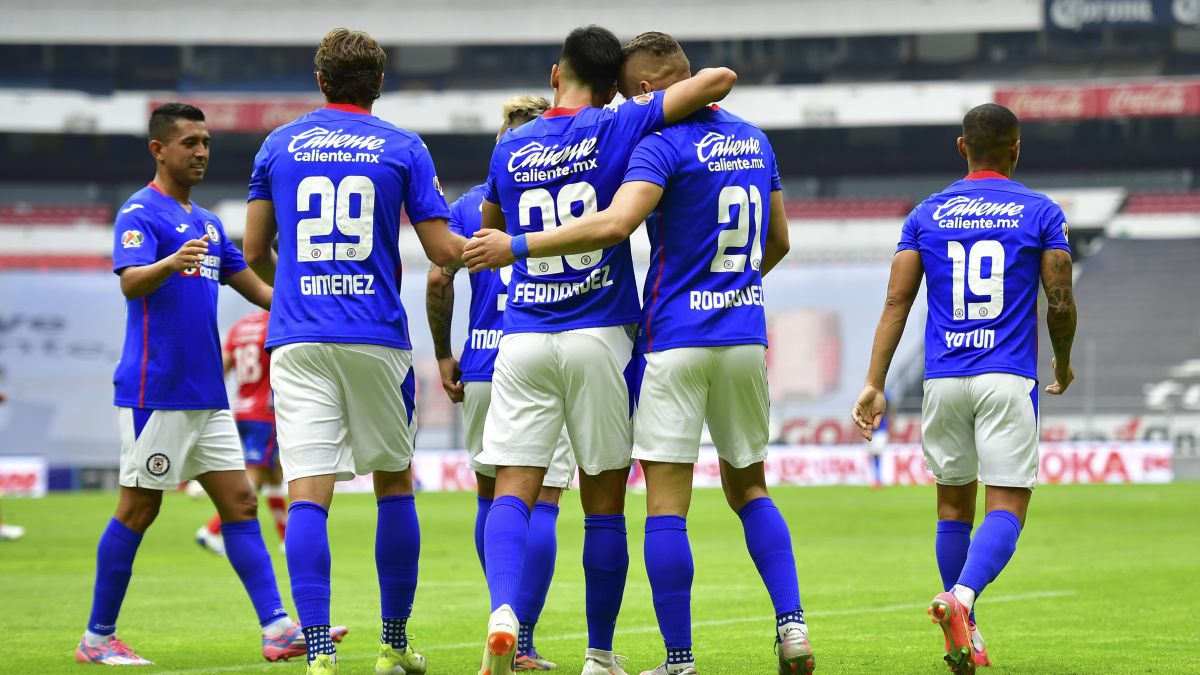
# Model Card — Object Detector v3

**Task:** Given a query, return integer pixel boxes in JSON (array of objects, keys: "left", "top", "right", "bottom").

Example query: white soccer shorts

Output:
[
  {"left": 463, "top": 381, "right": 576, "bottom": 488},
  {"left": 118, "top": 408, "right": 244, "bottom": 490},
  {"left": 271, "top": 343, "right": 417, "bottom": 483},
  {"left": 477, "top": 325, "right": 634, "bottom": 476},
  {"left": 632, "top": 344, "right": 770, "bottom": 468},
  {"left": 921, "top": 372, "right": 1039, "bottom": 488}
]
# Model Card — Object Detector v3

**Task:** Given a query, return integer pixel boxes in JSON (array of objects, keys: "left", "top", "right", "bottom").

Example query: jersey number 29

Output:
[{"left": 296, "top": 175, "right": 375, "bottom": 262}]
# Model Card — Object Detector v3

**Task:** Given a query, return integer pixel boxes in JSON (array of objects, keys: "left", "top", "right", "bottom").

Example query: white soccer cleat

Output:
[
  {"left": 581, "top": 649, "right": 628, "bottom": 675},
  {"left": 639, "top": 663, "right": 697, "bottom": 675},
  {"left": 0, "top": 523, "right": 26, "bottom": 541},
  {"left": 480, "top": 604, "right": 519, "bottom": 675},
  {"left": 195, "top": 525, "right": 226, "bottom": 557},
  {"left": 776, "top": 622, "right": 815, "bottom": 674}
]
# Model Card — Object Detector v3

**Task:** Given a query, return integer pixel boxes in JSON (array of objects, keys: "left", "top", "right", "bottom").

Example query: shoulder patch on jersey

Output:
[
  {"left": 434, "top": 175, "right": 444, "bottom": 195},
  {"left": 1062, "top": 221, "right": 1069, "bottom": 237},
  {"left": 633, "top": 93, "right": 654, "bottom": 105},
  {"left": 120, "top": 204, "right": 144, "bottom": 214},
  {"left": 121, "top": 230, "right": 144, "bottom": 249},
  {"left": 205, "top": 222, "right": 220, "bottom": 243}
]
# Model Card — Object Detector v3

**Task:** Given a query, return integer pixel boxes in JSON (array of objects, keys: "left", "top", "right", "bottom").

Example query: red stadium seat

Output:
[
  {"left": 0, "top": 254, "right": 112, "bottom": 271},
  {"left": 1123, "top": 191, "right": 1200, "bottom": 215},
  {"left": 784, "top": 197, "right": 912, "bottom": 220},
  {"left": 0, "top": 203, "right": 113, "bottom": 226}
]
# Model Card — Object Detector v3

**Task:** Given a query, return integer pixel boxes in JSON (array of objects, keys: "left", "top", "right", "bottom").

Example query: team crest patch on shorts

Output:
[{"left": 146, "top": 452, "right": 171, "bottom": 477}]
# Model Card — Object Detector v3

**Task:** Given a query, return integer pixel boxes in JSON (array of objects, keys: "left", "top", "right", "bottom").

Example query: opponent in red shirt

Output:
[{"left": 197, "top": 310, "right": 287, "bottom": 553}]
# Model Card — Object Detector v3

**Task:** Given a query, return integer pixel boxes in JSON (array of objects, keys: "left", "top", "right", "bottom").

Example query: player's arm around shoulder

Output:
[
  {"left": 661, "top": 67, "right": 738, "bottom": 124},
  {"left": 1041, "top": 247, "right": 1077, "bottom": 395}
]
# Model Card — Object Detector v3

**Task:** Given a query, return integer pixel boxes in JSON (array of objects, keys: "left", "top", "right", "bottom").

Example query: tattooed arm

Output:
[
  {"left": 426, "top": 262, "right": 464, "bottom": 403},
  {"left": 1041, "top": 248, "right": 1077, "bottom": 395}
]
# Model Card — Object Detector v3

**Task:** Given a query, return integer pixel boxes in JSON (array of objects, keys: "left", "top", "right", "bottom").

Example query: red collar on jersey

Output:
[
  {"left": 323, "top": 103, "right": 371, "bottom": 114},
  {"left": 543, "top": 106, "right": 587, "bottom": 118},
  {"left": 147, "top": 181, "right": 167, "bottom": 195},
  {"left": 964, "top": 170, "right": 1010, "bottom": 181}
]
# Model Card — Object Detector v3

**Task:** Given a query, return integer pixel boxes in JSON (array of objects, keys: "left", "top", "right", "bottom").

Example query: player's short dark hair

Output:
[
  {"left": 559, "top": 25, "right": 623, "bottom": 95},
  {"left": 315, "top": 28, "right": 386, "bottom": 105},
  {"left": 622, "top": 31, "right": 685, "bottom": 61},
  {"left": 962, "top": 103, "right": 1020, "bottom": 164},
  {"left": 149, "top": 102, "right": 205, "bottom": 142}
]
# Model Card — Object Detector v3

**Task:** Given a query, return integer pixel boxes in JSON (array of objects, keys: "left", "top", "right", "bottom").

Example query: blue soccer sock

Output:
[
  {"left": 285, "top": 500, "right": 332, "bottom": 662},
  {"left": 956, "top": 510, "right": 1022, "bottom": 602},
  {"left": 221, "top": 519, "right": 288, "bottom": 627},
  {"left": 739, "top": 498, "right": 803, "bottom": 620},
  {"left": 513, "top": 501, "right": 560, "bottom": 650},
  {"left": 870, "top": 454, "right": 883, "bottom": 484},
  {"left": 87, "top": 518, "right": 143, "bottom": 635},
  {"left": 377, "top": 495, "right": 419, "bottom": 650},
  {"left": 583, "top": 514, "right": 629, "bottom": 652},
  {"left": 475, "top": 495, "right": 493, "bottom": 573},
  {"left": 936, "top": 520, "right": 975, "bottom": 622},
  {"left": 484, "top": 496, "right": 531, "bottom": 610},
  {"left": 645, "top": 515, "right": 693, "bottom": 654}
]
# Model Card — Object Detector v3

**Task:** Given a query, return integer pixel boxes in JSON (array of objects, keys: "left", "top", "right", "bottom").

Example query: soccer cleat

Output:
[
  {"left": 308, "top": 653, "right": 337, "bottom": 675},
  {"left": 929, "top": 591, "right": 975, "bottom": 674},
  {"left": 580, "top": 648, "right": 628, "bottom": 675},
  {"left": 480, "top": 604, "right": 519, "bottom": 675},
  {"left": 262, "top": 622, "right": 349, "bottom": 662},
  {"left": 776, "top": 623, "right": 815, "bottom": 674},
  {"left": 195, "top": 525, "right": 226, "bottom": 557},
  {"left": 0, "top": 523, "right": 25, "bottom": 541},
  {"left": 639, "top": 663, "right": 698, "bottom": 675},
  {"left": 376, "top": 641, "right": 428, "bottom": 674},
  {"left": 969, "top": 621, "right": 991, "bottom": 667},
  {"left": 514, "top": 646, "right": 558, "bottom": 671},
  {"left": 75, "top": 635, "right": 154, "bottom": 666}
]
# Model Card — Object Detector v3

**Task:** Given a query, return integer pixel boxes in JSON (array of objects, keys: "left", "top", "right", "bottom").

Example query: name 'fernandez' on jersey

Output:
[
  {"left": 485, "top": 92, "right": 666, "bottom": 333},
  {"left": 898, "top": 171, "right": 1071, "bottom": 380},
  {"left": 623, "top": 105, "right": 780, "bottom": 352},
  {"left": 248, "top": 103, "right": 450, "bottom": 349}
]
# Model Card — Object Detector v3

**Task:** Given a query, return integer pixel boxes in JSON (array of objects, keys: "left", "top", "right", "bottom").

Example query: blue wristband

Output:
[{"left": 511, "top": 233, "right": 531, "bottom": 260}]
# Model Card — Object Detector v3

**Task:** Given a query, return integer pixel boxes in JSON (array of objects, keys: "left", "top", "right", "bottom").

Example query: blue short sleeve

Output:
[
  {"left": 614, "top": 91, "right": 667, "bottom": 140},
  {"left": 623, "top": 132, "right": 676, "bottom": 188},
  {"left": 112, "top": 207, "right": 160, "bottom": 273},
  {"left": 247, "top": 137, "right": 273, "bottom": 202},
  {"left": 403, "top": 139, "right": 452, "bottom": 224},
  {"left": 896, "top": 209, "right": 920, "bottom": 253},
  {"left": 770, "top": 150, "right": 783, "bottom": 192},
  {"left": 219, "top": 223, "right": 248, "bottom": 282},
  {"left": 448, "top": 194, "right": 467, "bottom": 237},
  {"left": 1040, "top": 202, "right": 1072, "bottom": 253}
]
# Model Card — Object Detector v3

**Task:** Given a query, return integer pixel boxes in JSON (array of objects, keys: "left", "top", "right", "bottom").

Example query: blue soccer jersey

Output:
[
  {"left": 112, "top": 183, "right": 247, "bottom": 409},
  {"left": 248, "top": 103, "right": 451, "bottom": 350},
  {"left": 449, "top": 183, "right": 508, "bottom": 381},
  {"left": 485, "top": 93, "right": 666, "bottom": 333},
  {"left": 898, "top": 172, "right": 1071, "bottom": 381},
  {"left": 623, "top": 106, "right": 780, "bottom": 352}
]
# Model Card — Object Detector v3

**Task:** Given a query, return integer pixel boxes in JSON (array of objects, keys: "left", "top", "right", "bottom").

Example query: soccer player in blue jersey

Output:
[
  {"left": 77, "top": 102, "right": 337, "bottom": 667},
  {"left": 851, "top": 103, "right": 1078, "bottom": 674},
  {"left": 466, "top": 32, "right": 810, "bottom": 675},
  {"left": 426, "top": 94, "right": 575, "bottom": 673},
  {"left": 242, "top": 29, "right": 462, "bottom": 675},
  {"left": 461, "top": 25, "right": 737, "bottom": 675}
]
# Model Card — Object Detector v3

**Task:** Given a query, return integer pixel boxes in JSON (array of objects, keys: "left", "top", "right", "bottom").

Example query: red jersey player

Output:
[{"left": 196, "top": 310, "right": 288, "bottom": 554}]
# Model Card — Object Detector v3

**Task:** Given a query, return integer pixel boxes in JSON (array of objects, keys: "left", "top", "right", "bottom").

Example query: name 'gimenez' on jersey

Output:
[
  {"left": 248, "top": 103, "right": 451, "bottom": 350},
  {"left": 623, "top": 105, "right": 780, "bottom": 353},
  {"left": 449, "top": 183, "right": 508, "bottom": 382},
  {"left": 898, "top": 172, "right": 1071, "bottom": 381},
  {"left": 484, "top": 92, "right": 666, "bottom": 333}
]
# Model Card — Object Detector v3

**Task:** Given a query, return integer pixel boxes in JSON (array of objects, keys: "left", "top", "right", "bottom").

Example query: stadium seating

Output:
[
  {"left": 784, "top": 197, "right": 911, "bottom": 220},
  {"left": 1122, "top": 191, "right": 1200, "bottom": 214},
  {"left": 0, "top": 203, "right": 112, "bottom": 226},
  {"left": 0, "top": 254, "right": 110, "bottom": 271}
]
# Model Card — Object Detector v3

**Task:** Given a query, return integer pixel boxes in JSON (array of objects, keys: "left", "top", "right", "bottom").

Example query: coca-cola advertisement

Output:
[{"left": 995, "top": 80, "right": 1200, "bottom": 120}]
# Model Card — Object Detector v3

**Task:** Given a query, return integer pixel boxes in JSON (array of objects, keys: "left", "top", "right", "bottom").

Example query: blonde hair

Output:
[
  {"left": 501, "top": 95, "right": 551, "bottom": 127},
  {"left": 315, "top": 28, "right": 386, "bottom": 105}
]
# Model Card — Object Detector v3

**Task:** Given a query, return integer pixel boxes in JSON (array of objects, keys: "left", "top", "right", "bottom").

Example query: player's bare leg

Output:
[
  {"left": 577, "top": 467, "right": 631, "bottom": 675},
  {"left": 640, "top": 461, "right": 698, "bottom": 675},
  {"left": 258, "top": 463, "right": 289, "bottom": 544},
  {"left": 481, "top": 465, "right": 545, "bottom": 675},
  {"left": 721, "top": 462, "right": 813, "bottom": 675},
  {"left": 373, "top": 469, "right": 427, "bottom": 674}
]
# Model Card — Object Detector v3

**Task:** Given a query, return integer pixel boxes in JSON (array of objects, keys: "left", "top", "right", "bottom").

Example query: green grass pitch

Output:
[{"left": 4, "top": 482, "right": 1198, "bottom": 674}]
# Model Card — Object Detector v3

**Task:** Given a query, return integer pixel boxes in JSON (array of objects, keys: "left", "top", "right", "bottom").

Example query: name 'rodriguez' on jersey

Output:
[
  {"left": 898, "top": 172, "right": 1071, "bottom": 381},
  {"left": 484, "top": 92, "right": 666, "bottom": 334},
  {"left": 248, "top": 103, "right": 451, "bottom": 350}
]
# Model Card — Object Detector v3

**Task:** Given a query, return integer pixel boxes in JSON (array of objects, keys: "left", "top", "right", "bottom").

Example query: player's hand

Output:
[
  {"left": 463, "top": 229, "right": 515, "bottom": 273},
  {"left": 438, "top": 357, "right": 464, "bottom": 403},
  {"left": 167, "top": 234, "right": 210, "bottom": 273},
  {"left": 851, "top": 385, "right": 887, "bottom": 441},
  {"left": 1045, "top": 357, "right": 1075, "bottom": 395}
]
